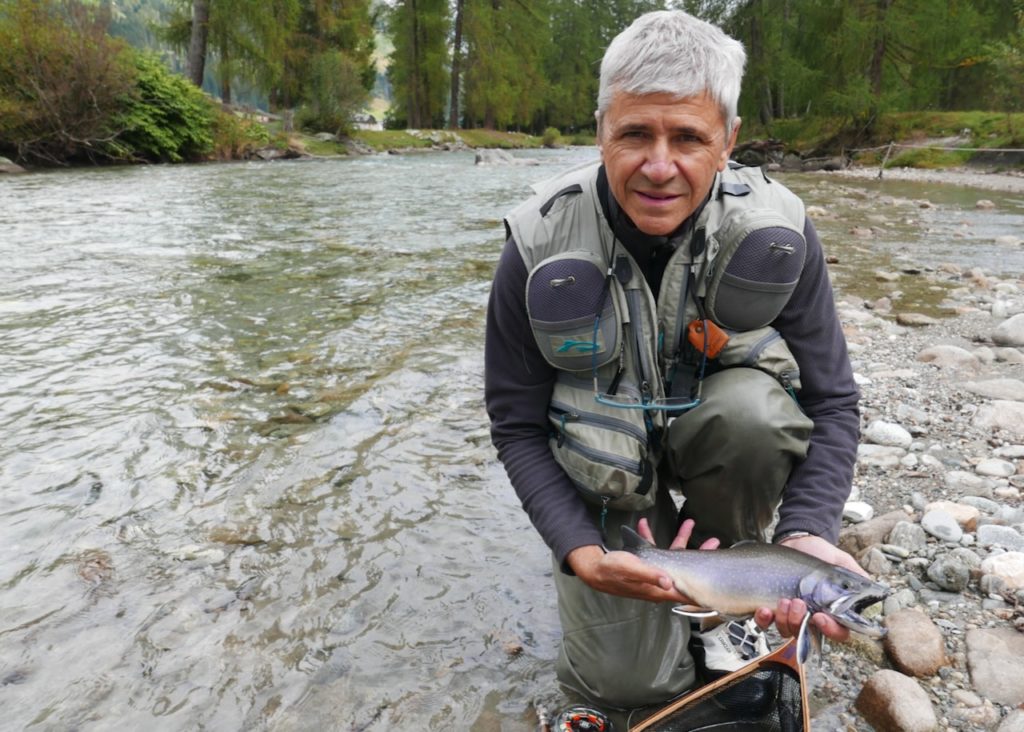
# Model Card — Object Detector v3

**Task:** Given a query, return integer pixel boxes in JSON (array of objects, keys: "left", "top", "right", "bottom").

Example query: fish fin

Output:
[
  {"left": 727, "top": 539, "right": 764, "bottom": 548},
  {"left": 620, "top": 525, "right": 654, "bottom": 550},
  {"left": 796, "top": 612, "right": 813, "bottom": 666},
  {"left": 670, "top": 605, "right": 719, "bottom": 619}
]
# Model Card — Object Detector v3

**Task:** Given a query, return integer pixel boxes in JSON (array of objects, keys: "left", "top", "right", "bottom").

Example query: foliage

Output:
[
  {"left": 209, "top": 107, "right": 270, "bottom": 159},
  {"left": 541, "top": 126, "right": 562, "bottom": 147},
  {"left": 111, "top": 51, "right": 215, "bottom": 161},
  {"left": 461, "top": 0, "right": 552, "bottom": 130},
  {"left": 0, "top": 0, "right": 137, "bottom": 164},
  {"left": 725, "top": 0, "right": 1022, "bottom": 138},
  {"left": 294, "top": 50, "right": 368, "bottom": 136},
  {"left": 386, "top": 0, "right": 450, "bottom": 128}
]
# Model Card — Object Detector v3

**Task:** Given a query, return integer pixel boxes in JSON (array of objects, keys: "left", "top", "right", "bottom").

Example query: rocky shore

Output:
[
  {"left": 828, "top": 165, "right": 1024, "bottom": 196},
  {"left": 805, "top": 254, "right": 1024, "bottom": 730}
]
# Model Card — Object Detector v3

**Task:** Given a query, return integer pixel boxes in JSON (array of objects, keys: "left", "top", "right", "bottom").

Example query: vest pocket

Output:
[
  {"left": 549, "top": 401, "right": 657, "bottom": 512},
  {"left": 714, "top": 326, "right": 802, "bottom": 394},
  {"left": 526, "top": 252, "right": 623, "bottom": 372},
  {"left": 704, "top": 208, "right": 806, "bottom": 331}
]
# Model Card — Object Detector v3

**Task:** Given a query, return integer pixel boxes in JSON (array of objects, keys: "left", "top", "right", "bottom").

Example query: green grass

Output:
[{"left": 741, "top": 110, "right": 1024, "bottom": 169}]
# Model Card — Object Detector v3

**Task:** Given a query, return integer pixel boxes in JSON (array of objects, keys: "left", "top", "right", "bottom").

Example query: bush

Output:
[
  {"left": 209, "top": 109, "right": 271, "bottom": 160},
  {"left": 0, "top": 0, "right": 136, "bottom": 164},
  {"left": 541, "top": 126, "right": 562, "bottom": 148},
  {"left": 111, "top": 52, "right": 215, "bottom": 162}
]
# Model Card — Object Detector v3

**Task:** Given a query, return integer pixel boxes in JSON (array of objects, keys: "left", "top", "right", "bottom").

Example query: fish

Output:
[{"left": 620, "top": 526, "right": 890, "bottom": 639}]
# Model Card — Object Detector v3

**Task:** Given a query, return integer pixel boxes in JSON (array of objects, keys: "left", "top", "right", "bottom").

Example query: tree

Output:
[
  {"left": 187, "top": 0, "right": 209, "bottom": 86},
  {"left": 387, "top": 0, "right": 450, "bottom": 128},
  {"left": 448, "top": 0, "right": 465, "bottom": 128},
  {"left": 462, "top": 0, "right": 551, "bottom": 130}
]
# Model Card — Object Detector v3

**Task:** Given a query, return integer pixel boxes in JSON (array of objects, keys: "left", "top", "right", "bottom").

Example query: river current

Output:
[{"left": 1, "top": 149, "right": 1022, "bottom": 731}]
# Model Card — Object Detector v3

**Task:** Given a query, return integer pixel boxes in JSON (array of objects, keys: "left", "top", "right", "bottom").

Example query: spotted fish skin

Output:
[{"left": 620, "top": 526, "right": 890, "bottom": 638}]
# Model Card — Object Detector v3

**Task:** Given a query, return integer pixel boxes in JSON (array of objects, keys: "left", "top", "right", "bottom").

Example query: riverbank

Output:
[
  {"left": 801, "top": 259, "right": 1024, "bottom": 730},
  {"left": 825, "top": 164, "right": 1024, "bottom": 195}
]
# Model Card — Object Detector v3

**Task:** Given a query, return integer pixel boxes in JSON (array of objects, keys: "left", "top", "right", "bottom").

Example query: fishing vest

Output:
[{"left": 504, "top": 160, "right": 807, "bottom": 512}]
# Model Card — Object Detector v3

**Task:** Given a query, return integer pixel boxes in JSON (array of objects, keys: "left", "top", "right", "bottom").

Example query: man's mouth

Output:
[{"left": 637, "top": 191, "right": 681, "bottom": 203}]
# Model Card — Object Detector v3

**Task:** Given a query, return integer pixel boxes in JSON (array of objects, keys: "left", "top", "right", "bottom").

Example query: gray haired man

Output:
[{"left": 485, "top": 9, "right": 865, "bottom": 711}]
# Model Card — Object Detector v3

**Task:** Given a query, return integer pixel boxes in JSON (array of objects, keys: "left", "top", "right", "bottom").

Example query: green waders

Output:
[{"left": 552, "top": 367, "right": 814, "bottom": 711}]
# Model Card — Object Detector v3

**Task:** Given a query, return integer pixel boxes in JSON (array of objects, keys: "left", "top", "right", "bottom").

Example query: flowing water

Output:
[{"left": 1, "top": 150, "right": 1022, "bottom": 731}]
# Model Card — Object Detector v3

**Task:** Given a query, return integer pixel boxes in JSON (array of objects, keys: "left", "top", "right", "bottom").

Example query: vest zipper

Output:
[
  {"left": 550, "top": 401, "right": 647, "bottom": 444},
  {"left": 556, "top": 432, "right": 644, "bottom": 476}
]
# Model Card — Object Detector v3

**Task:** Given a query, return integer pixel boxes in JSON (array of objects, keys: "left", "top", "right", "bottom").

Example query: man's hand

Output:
[
  {"left": 754, "top": 534, "right": 868, "bottom": 643},
  {"left": 566, "top": 518, "right": 719, "bottom": 603}
]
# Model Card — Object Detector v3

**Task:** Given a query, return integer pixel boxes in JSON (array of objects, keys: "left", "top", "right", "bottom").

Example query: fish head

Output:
[{"left": 798, "top": 566, "right": 891, "bottom": 638}]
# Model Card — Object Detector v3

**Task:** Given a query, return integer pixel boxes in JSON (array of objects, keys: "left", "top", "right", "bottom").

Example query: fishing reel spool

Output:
[{"left": 554, "top": 705, "right": 612, "bottom": 732}]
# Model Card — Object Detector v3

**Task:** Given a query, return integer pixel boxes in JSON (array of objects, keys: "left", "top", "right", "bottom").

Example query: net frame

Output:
[{"left": 628, "top": 637, "right": 809, "bottom": 732}]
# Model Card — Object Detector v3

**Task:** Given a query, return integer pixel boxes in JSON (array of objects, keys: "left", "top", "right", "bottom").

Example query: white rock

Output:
[
  {"left": 977, "top": 525, "right": 1024, "bottom": 552},
  {"left": 864, "top": 420, "right": 913, "bottom": 448},
  {"left": 963, "top": 378, "right": 1024, "bottom": 401},
  {"left": 980, "top": 551, "right": 1024, "bottom": 590},
  {"left": 973, "top": 401, "right": 1024, "bottom": 440},
  {"left": 844, "top": 501, "right": 875, "bottom": 523},
  {"left": 924, "top": 500, "right": 980, "bottom": 529},
  {"left": 921, "top": 509, "right": 964, "bottom": 543},
  {"left": 993, "top": 313, "right": 1024, "bottom": 347},
  {"left": 976, "top": 458, "right": 1017, "bottom": 478},
  {"left": 916, "top": 344, "right": 981, "bottom": 370}
]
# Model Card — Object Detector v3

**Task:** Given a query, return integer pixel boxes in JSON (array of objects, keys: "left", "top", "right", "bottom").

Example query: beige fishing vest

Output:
[{"left": 504, "top": 160, "right": 806, "bottom": 512}]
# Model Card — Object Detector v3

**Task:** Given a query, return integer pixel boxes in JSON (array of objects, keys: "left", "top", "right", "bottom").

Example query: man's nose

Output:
[{"left": 642, "top": 140, "right": 675, "bottom": 183}]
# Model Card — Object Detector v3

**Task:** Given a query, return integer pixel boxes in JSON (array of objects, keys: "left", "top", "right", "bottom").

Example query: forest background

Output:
[{"left": 1, "top": 0, "right": 1023, "bottom": 167}]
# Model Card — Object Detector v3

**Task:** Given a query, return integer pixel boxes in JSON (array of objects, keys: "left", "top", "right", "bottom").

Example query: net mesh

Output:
[
  {"left": 723, "top": 227, "right": 805, "bottom": 284},
  {"left": 528, "top": 259, "right": 608, "bottom": 320},
  {"left": 632, "top": 663, "right": 804, "bottom": 732}
]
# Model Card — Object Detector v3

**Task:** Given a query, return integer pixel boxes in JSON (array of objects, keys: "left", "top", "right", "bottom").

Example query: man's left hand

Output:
[{"left": 754, "top": 534, "right": 867, "bottom": 643}]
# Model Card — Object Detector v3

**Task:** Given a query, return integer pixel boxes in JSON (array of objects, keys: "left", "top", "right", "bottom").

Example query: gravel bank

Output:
[
  {"left": 825, "top": 165, "right": 1024, "bottom": 195},
  {"left": 805, "top": 262, "right": 1024, "bottom": 731}
]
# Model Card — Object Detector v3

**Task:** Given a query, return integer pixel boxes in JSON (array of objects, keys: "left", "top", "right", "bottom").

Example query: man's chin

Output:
[{"left": 630, "top": 214, "right": 686, "bottom": 237}]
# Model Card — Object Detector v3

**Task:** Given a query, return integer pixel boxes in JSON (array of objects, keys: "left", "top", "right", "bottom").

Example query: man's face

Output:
[{"left": 598, "top": 91, "right": 739, "bottom": 236}]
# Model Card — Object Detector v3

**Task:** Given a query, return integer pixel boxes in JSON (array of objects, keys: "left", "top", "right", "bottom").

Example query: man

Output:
[{"left": 485, "top": 10, "right": 864, "bottom": 711}]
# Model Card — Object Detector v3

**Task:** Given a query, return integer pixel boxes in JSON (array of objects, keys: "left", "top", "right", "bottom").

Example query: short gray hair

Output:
[{"left": 597, "top": 10, "right": 746, "bottom": 135}]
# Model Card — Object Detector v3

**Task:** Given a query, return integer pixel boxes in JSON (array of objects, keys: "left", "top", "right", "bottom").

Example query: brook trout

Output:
[{"left": 621, "top": 526, "right": 889, "bottom": 638}]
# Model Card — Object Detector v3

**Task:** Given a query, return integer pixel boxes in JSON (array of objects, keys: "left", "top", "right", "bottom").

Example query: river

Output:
[{"left": 1, "top": 149, "right": 1022, "bottom": 731}]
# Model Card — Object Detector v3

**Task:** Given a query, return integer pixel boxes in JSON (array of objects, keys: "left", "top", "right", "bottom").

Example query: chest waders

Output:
[{"left": 505, "top": 161, "right": 807, "bottom": 517}]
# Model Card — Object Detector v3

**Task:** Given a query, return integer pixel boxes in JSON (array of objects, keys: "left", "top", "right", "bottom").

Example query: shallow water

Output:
[{"left": 1, "top": 150, "right": 1021, "bottom": 731}]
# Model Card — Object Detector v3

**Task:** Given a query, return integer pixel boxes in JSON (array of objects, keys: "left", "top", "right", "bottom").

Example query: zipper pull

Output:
[{"left": 599, "top": 496, "right": 610, "bottom": 544}]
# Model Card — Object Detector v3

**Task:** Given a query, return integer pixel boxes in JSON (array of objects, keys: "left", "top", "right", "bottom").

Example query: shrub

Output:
[
  {"left": 541, "top": 126, "right": 562, "bottom": 148},
  {"left": 0, "top": 0, "right": 136, "bottom": 164},
  {"left": 209, "top": 109, "right": 271, "bottom": 160},
  {"left": 111, "top": 52, "right": 215, "bottom": 162}
]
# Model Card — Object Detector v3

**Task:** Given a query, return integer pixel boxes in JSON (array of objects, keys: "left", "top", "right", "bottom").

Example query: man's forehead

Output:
[{"left": 605, "top": 91, "right": 725, "bottom": 128}]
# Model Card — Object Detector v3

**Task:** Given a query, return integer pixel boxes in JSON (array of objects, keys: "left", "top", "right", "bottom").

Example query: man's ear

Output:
[
  {"left": 719, "top": 116, "right": 741, "bottom": 171},
  {"left": 594, "top": 110, "right": 603, "bottom": 153}
]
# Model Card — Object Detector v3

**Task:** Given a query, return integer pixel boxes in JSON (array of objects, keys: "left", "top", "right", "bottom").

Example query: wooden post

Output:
[{"left": 878, "top": 142, "right": 894, "bottom": 179}]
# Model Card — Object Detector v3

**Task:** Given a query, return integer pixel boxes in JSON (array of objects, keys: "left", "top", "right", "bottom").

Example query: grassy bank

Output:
[
  {"left": 294, "top": 111, "right": 1023, "bottom": 171},
  {"left": 743, "top": 111, "right": 1024, "bottom": 169},
  {"left": 290, "top": 126, "right": 601, "bottom": 157}
]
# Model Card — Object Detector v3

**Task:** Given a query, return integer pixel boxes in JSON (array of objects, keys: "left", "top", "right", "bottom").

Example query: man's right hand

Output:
[{"left": 565, "top": 518, "right": 719, "bottom": 603}]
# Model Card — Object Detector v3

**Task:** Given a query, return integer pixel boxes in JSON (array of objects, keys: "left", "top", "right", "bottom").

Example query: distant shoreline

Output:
[{"left": 819, "top": 164, "right": 1024, "bottom": 195}]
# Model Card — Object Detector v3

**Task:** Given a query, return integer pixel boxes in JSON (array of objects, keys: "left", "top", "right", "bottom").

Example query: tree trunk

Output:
[
  {"left": 868, "top": 0, "right": 893, "bottom": 100},
  {"left": 188, "top": 0, "right": 210, "bottom": 89},
  {"left": 409, "top": 0, "right": 421, "bottom": 128},
  {"left": 218, "top": 26, "right": 231, "bottom": 105},
  {"left": 448, "top": 0, "right": 465, "bottom": 129}
]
